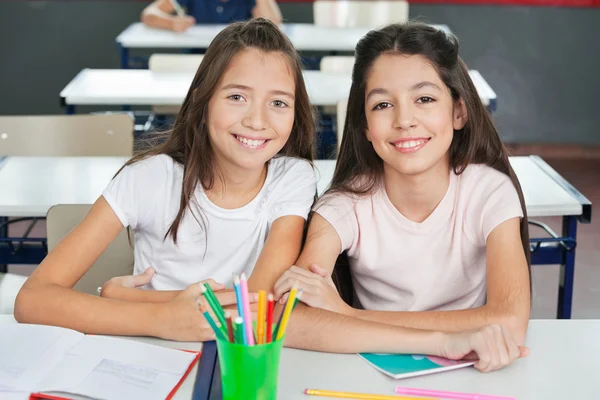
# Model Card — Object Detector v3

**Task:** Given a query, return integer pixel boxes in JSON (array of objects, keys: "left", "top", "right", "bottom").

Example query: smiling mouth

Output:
[
  {"left": 233, "top": 134, "right": 270, "bottom": 149},
  {"left": 391, "top": 138, "right": 431, "bottom": 153}
]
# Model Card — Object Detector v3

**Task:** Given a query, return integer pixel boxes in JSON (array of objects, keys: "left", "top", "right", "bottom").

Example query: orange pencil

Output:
[
  {"left": 257, "top": 291, "right": 267, "bottom": 344},
  {"left": 266, "top": 293, "right": 274, "bottom": 343}
]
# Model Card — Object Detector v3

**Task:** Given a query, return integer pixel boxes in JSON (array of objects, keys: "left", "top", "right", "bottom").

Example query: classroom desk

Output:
[
  {"left": 0, "top": 156, "right": 591, "bottom": 318},
  {"left": 1, "top": 316, "right": 598, "bottom": 400},
  {"left": 116, "top": 23, "right": 452, "bottom": 69},
  {"left": 59, "top": 69, "right": 496, "bottom": 113}
]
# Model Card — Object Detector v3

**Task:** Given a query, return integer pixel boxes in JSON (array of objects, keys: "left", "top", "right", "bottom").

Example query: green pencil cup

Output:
[{"left": 216, "top": 334, "right": 284, "bottom": 400}]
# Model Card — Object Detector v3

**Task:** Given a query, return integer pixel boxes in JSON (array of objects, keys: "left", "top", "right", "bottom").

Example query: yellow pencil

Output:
[
  {"left": 275, "top": 287, "right": 297, "bottom": 341},
  {"left": 257, "top": 290, "right": 266, "bottom": 344},
  {"left": 304, "top": 389, "right": 438, "bottom": 400}
]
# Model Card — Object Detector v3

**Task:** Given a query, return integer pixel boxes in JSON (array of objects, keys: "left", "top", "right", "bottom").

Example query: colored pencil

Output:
[
  {"left": 233, "top": 317, "right": 244, "bottom": 344},
  {"left": 199, "top": 284, "right": 228, "bottom": 336},
  {"left": 257, "top": 291, "right": 267, "bottom": 344},
  {"left": 395, "top": 387, "right": 515, "bottom": 400},
  {"left": 266, "top": 293, "right": 274, "bottom": 343},
  {"left": 240, "top": 273, "right": 255, "bottom": 346},
  {"left": 225, "top": 311, "right": 234, "bottom": 343},
  {"left": 304, "top": 389, "right": 436, "bottom": 400},
  {"left": 199, "top": 304, "right": 227, "bottom": 341},
  {"left": 275, "top": 287, "right": 297, "bottom": 341},
  {"left": 233, "top": 275, "right": 247, "bottom": 345}
]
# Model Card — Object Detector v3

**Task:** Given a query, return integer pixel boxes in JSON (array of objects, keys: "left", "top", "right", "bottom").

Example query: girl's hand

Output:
[
  {"left": 442, "top": 324, "right": 530, "bottom": 372},
  {"left": 273, "top": 264, "right": 353, "bottom": 316},
  {"left": 170, "top": 16, "right": 196, "bottom": 33},
  {"left": 100, "top": 267, "right": 158, "bottom": 297},
  {"left": 155, "top": 281, "right": 257, "bottom": 341}
]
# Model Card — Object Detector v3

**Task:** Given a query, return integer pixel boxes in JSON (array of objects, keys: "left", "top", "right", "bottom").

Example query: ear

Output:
[{"left": 453, "top": 98, "right": 468, "bottom": 130}]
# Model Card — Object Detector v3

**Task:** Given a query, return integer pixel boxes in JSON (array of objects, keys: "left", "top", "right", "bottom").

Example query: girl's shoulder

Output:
[
  {"left": 267, "top": 156, "right": 315, "bottom": 185},
  {"left": 458, "top": 163, "right": 513, "bottom": 192}
]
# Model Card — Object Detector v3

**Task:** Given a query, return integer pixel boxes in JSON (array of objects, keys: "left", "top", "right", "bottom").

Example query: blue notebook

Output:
[{"left": 359, "top": 353, "right": 474, "bottom": 379}]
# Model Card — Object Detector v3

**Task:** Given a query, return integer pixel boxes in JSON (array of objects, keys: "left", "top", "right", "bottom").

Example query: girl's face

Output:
[
  {"left": 364, "top": 53, "right": 467, "bottom": 177},
  {"left": 207, "top": 48, "right": 296, "bottom": 172}
]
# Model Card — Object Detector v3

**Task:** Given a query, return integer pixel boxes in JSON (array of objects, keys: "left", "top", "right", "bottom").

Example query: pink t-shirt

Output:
[{"left": 314, "top": 164, "right": 523, "bottom": 312}]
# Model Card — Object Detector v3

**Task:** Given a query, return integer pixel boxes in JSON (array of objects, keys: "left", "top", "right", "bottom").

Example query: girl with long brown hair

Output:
[
  {"left": 16, "top": 18, "right": 316, "bottom": 342},
  {"left": 275, "top": 22, "right": 531, "bottom": 372}
]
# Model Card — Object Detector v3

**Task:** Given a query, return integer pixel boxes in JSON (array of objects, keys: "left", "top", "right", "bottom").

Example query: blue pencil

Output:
[
  {"left": 233, "top": 275, "right": 248, "bottom": 345},
  {"left": 200, "top": 304, "right": 227, "bottom": 341}
]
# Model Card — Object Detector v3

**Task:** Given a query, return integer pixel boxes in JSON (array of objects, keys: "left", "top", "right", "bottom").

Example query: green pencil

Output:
[
  {"left": 200, "top": 284, "right": 228, "bottom": 336},
  {"left": 234, "top": 317, "right": 244, "bottom": 344}
]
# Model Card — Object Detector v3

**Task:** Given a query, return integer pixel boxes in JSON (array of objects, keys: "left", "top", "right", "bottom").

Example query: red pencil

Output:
[
  {"left": 266, "top": 293, "right": 274, "bottom": 343},
  {"left": 225, "top": 311, "right": 234, "bottom": 343}
]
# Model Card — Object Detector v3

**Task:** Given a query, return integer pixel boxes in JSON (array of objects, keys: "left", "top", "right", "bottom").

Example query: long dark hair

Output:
[
  {"left": 327, "top": 22, "right": 531, "bottom": 305},
  {"left": 118, "top": 18, "right": 315, "bottom": 243}
]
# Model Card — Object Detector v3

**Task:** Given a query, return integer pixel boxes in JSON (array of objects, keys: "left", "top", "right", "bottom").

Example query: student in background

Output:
[
  {"left": 141, "top": 0, "right": 282, "bottom": 32},
  {"left": 273, "top": 22, "right": 531, "bottom": 372},
  {"left": 15, "top": 19, "right": 314, "bottom": 342}
]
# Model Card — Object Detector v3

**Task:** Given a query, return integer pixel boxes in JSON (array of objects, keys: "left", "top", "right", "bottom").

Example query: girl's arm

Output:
[
  {"left": 247, "top": 215, "right": 305, "bottom": 292},
  {"left": 275, "top": 215, "right": 531, "bottom": 345},
  {"left": 252, "top": 0, "right": 283, "bottom": 24},
  {"left": 271, "top": 215, "right": 528, "bottom": 371},
  {"left": 14, "top": 197, "right": 228, "bottom": 341},
  {"left": 141, "top": 0, "right": 196, "bottom": 32},
  {"left": 344, "top": 218, "right": 529, "bottom": 344}
]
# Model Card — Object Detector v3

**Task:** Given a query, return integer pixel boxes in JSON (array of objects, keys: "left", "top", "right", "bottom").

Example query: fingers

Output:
[
  {"left": 500, "top": 325, "right": 521, "bottom": 362},
  {"left": 308, "top": 263, "right": 329, "bottom": 278},
  {"left": 473, "top": 325, "right": 522, "bottom": 373},
  {"left": 202, "top": 279, "right": 225, "bottom": 291},
  {"left": 128, "top": 268, "right": 155, "bottom": 288},
  {"left": 273, "top": 268, "right": 322, "bottom": 300},
  {"left": 214, "top": 290, "right": 258, "bottom": 306},
  {"left": 519, "top": 346, "right": 530, "bottom": 358}
]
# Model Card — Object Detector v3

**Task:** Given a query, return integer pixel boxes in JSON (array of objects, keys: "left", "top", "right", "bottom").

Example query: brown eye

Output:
[
  {"left": 373, "top": 102, "right": 392, "bottom": 110},
  {"left": 417, "top": 97, "right": 435, "bottom": 104}
]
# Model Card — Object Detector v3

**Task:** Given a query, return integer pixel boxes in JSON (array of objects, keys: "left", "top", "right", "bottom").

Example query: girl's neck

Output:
[
  {"left": 383, "top": 157, "right": 451, "bottom": 223},
  {"left": 205, "top": 161, "right": 268, "bottom": 210}
]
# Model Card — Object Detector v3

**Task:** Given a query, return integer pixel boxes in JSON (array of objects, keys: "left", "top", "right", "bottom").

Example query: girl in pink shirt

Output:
[{"left": 275, "top": 22, "right": 531, "bottom": 372}]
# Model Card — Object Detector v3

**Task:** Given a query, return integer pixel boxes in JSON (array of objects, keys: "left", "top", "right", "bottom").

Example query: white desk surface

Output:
[
  {"left": 60, "top": 69, "right": 494, "bottom": 108},
  {"left": 0, "top": 157, "right": 584, "bottom": 218},
  {"left": 0, "top": 316, "right": 598, "bottom": 400},
  {"left": 116, "top": 22, "right": 452, "bottom": 52},
  {"left": 60, "top": 69, "right": 352, "bottom": 107}
]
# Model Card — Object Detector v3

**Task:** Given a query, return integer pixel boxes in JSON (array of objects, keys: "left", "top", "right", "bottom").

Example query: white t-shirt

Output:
[{"left": 102, "top": 154, "right": 316, "bottom": 290}]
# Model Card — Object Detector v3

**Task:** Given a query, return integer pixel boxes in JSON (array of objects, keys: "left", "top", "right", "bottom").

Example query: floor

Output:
[{"left": 5, "top": 157, "right": 599, "bottom": 319}]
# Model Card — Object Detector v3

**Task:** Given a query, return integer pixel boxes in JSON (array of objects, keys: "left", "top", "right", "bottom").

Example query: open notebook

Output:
[
  {"left": 0, "top": 323, "right": 199, "bottom": 400},
  {"left": 359, "top": 353, "right": 475, "bottom": 379}
]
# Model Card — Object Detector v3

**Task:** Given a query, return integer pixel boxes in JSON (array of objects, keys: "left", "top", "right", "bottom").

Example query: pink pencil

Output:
[
  {"left": 395, "top": 387, "right": 515, "bottom": 400},
  {"left": 239, "top": 273, "right": 255, "bottom": 346}
]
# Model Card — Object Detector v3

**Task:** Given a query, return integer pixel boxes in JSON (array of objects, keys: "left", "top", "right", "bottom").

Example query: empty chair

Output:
[
  {"left": 46, "top": 204, "right": 134, "bottom": 296},
  {"left": 313, "top": 0, "right": 409, "bottom": 29},
  {"left": 0, "top": 114, "right": 134, "bottom": 156},
  {"left": 149, "top": 54, "right": 204, "bottom": 115}
]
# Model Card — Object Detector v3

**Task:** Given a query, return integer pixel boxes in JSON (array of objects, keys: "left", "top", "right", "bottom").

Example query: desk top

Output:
[
  {"left": 116, "top": 23, "right": 452, "bottom": 52},
  {"left": 1, "top": 316, "right": 598, "bottom": 400},
  {"left": 0, "top": 156, "right": 588, "bottom": 219},
  {"left": 60, "top": 69, "right": 352, "bottom": 107},
  {"left": 59, "top": 69, "right": 494, "bottom": 108}
]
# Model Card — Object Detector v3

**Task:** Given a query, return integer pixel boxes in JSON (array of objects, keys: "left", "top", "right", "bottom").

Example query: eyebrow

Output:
[
  {"left": 366, "top": 81, "right": 443, "bottom": 101},
  {"left": 221, "top": 83, "right": 295, "bottom": 100}
]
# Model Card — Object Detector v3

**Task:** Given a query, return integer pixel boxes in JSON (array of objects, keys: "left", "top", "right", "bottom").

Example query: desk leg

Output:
[
  {"left": 557, "top": 216, "right": 577, "bottom": 319},
  {"left": 120, "top": 45, "right": 130, "bottom": 69},
  {"left": 0, "top": 217, "right": 7, "bottom": 273}
]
